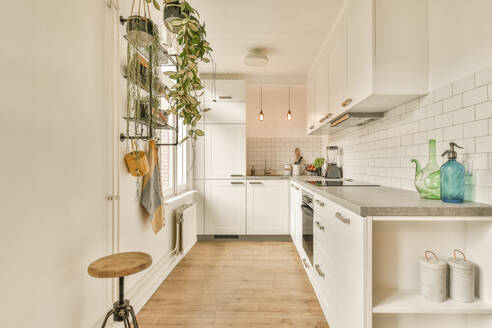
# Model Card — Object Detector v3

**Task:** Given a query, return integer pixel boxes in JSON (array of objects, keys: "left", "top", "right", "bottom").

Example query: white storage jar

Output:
[
  {"left": 420, "top": 251, "right": 448, "bottom": 302},
  {"left": 447, "top": 249, "right": 475, "bottom": 303}
]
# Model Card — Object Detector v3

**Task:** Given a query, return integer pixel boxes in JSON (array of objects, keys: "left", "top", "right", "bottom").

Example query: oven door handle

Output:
[{"left": 301, "top": 204, "right": 313, "bottom": 216}]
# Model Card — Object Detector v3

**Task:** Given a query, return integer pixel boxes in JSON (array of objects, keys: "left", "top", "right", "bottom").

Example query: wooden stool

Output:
[{"left": 88, "top": 252, "right": 152, "bottom": 328}]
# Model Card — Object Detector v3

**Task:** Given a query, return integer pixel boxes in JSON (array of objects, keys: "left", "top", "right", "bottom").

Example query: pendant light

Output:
[
  {"left": 287, "top": 87, "right": 293, "bottom": 121},
  {"left": 258, "top": 86, "right": 264, "bottom": 121}
]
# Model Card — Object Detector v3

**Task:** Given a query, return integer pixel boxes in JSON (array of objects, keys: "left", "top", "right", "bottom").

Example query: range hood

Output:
[{"left": 330, "top": 112, "right": 384, "bottom": 128}]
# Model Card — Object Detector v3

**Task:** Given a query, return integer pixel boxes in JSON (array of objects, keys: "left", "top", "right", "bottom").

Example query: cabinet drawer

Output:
[
  {"left": 313, "top": 213, "right": 335, "bottom": 257},
  {"left": 204, "top": 80, "right": 245, "bottom": 102},
  {"left": 313, "top": 194, "right": 334, "bottom": 221}
]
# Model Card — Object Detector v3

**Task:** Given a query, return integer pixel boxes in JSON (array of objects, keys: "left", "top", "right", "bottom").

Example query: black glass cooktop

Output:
[{"left": 307, "top": 179, "right": 379, "bottom": 187}]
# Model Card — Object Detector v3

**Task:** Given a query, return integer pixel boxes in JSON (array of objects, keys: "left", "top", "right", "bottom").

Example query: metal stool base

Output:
[{"left": 100, "top": 277, "right": 139, "bottom": 328}]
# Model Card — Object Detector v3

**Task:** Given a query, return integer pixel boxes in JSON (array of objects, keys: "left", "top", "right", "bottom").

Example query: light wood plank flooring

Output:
[{"left": 138, "top": 241, "right": 329, "bottom": 328}]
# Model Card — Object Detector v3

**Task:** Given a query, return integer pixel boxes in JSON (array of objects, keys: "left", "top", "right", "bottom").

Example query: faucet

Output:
[{"left": 264, "top": 160, "right": 271, "bottom": 176}]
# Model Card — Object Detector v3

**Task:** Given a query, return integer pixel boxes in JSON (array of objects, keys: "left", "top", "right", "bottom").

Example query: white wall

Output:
[
  {"left": 0, "top": 1, "right": 112, "bottom": 327},
  {"left": 429, "top": 0, "right": 492, "bottom": 89},
  {"left": 246, "top": 85, "right": 307, "bottom": 138}
]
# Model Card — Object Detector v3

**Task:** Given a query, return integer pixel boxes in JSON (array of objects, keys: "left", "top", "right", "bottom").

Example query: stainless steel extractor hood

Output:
[{"left": 330, "top": 112, "right": 384, "bottom": 127}]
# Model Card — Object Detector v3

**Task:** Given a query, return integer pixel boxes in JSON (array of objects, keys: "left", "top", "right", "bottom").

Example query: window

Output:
[{"left": 159, "top": 113, "right": 190, "bottom": 198}]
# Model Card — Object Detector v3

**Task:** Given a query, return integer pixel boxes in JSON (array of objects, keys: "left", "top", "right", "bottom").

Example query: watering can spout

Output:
[{"left": 411, "top": 159, "right": 422, "bottom": 175}]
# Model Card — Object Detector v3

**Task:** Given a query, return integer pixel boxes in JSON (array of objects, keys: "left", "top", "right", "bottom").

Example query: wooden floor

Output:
[{"left": 138, "top": 241, "right": 329, "bottom": 328}]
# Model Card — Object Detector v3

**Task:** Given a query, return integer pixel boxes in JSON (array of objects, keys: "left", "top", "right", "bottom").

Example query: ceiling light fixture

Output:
[
  {"left": 258, "top": 86, "right": 264, "bottom": 121},
  {"left": 287, "top": 87, "right": 293, "bottom": 121},
  {"left": 244, "top": 52, "right": 269, "bottom": 67}
]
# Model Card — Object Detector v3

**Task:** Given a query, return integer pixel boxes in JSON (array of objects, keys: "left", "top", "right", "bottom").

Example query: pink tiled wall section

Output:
[
  {"left": 325, "top": 65, "right": 492, "bottom": 203},
  {"left": 247, "top": 137, "right": 322, "bottom": 176}
]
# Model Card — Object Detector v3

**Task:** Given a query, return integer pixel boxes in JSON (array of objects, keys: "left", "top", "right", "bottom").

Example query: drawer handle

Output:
[
  {"left": 315, "top": 221, "right": 325, "bottom": 231},
  {"left": 230, "top": 174, "right": 244, "bottom": 177},
  {"left": 315, "top": 264, "right": 325, "bottom": 278},
  {"left": 249, "top": 182, "right": 263, "bottom": 185},
  {"left": 325, "top": 113, "right": 333, "bottom": 119},
  {"left": 295, "top": 186, "right": 299, "bottom": 190},
  {"left": 315, "top": 199, "right": 325, "bottom": 207},
  {"left": 342, "top": 98, "right": 352, "bottom": 107},
  {"left": 335, "top": 212, "right": 350, "bottom": 225},
  {"left": 309, "top": 125, "right": 315, "bottom": 130},
  {"left": 219, "top": 96, "right": 232, "bottom": 99},
  {"left": 230, "top": 182, "right": 244, "bottom": 185},
  {"left": 302, "top": 258, "right": 309, "bottom": 268}
]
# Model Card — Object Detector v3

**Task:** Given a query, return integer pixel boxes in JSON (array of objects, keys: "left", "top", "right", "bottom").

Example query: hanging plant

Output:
[
  {"left": 163, "top": 0, "right": 213, "bottom": 143},
  {"left": 127, "top": 0, "right": 161, "bottom": 47},
  {"left": 163, "top": 1, "right": 184, "bottom": 33}
]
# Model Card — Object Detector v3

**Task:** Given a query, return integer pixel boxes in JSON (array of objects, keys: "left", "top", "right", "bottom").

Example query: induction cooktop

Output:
[{"left": 307, "top": 179, "right": 379, "bottom": 187}]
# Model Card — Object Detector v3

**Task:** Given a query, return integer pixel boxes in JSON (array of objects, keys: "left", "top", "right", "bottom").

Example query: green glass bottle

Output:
[{"left": 411, "top": 139, "right": 441, "bottom": 199}]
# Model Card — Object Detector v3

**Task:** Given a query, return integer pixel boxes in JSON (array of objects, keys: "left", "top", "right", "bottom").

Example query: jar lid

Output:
[
  {"left": 420, "top": 251, "right": 447, "bottom": 269},
  {"left": 446, "top": 249, "right": 474, "bottom": 270}
]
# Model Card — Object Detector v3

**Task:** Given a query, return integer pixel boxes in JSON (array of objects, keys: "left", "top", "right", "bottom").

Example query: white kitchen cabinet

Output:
[
  {"left": 193, "top": 124, "right": 205, "bottom": 180},
  {"left": 247, "top": 180, "right": 289, "bottom": 235},
  {"left": 204, "top": 124, "right": 246, "bottom": 179},
  {"left": 204, "top": 180, "right": 246, "bottom": 234},
  {"left": 290, "top": 182, "right": 302, "bottom": 243},
  {"left": 308, "top": 0, "right": 429, "bottom": 135},
  {"left": 204, "top": 79, "right": 246, "bottom": 102},
  {"left": 306, "top": 75, "right": 316, "bottom": 134},
  {"left": 204, "top": 101, "right": 246, "bottom": 124}
]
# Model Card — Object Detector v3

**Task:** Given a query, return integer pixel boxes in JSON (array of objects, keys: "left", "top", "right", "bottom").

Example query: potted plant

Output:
[
  {"left": 127, "top": 0, "right": 161, "bottom": 47},
  {"left": 163, "top": 0, "right": 213, "bottom": 142},
  {"left": 163, "top": 0, "right": 184, "bottom": 33}
]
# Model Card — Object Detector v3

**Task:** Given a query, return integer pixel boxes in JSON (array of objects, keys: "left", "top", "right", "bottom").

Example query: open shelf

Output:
[
  {"left": 373, "top": 289, "right": 492, "bottom": 314},
  {"left": 123, "top": 117, "right": 176, "bottom": 130}
]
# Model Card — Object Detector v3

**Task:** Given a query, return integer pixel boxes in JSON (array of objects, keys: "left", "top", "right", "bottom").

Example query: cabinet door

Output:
[
  {"left": 306, "top": 72, "right": 316, "bottom": 134},
  {"left": 314, "top": 241, "right": 336, "bottom": 328},
  {"left": 334, "top": 208, "right": 366, "bottom": 328},
  {"left": 204, "top": 101, "right": 246, "bottom": 124},
  {"left": 204, "top": 124, "right": 246, "bottom": 179},
  {"left": 247, "top": 180, "right": 289, "bottom": 235},
  {"left": 314, "top": 46, "right": 332, "bottom": 126},
  {"left": 193, "top": 123, "right": 205, "bottom": 179},
  {"left": 204, "top": 180, "right": 246, "bottom": 234},
  {"left": 328, "top": 21, "right": 347, "bottom": 120},
  {"left": 289, "top": 183, "right": 302, "bottom": 241},
  {"left": 204, "top": 80, "right": 246, "bottom": 102},
  {"left": 346, "top": 0, "right": 373, "bottom": 110}
]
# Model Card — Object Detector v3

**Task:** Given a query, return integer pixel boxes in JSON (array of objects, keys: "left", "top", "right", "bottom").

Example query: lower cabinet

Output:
[
  {"left": 204, "top": 180, "right": 246, "bottom": 234},
  {"left": 247, "top": 180, "right": 289, "bottom": 235},
  {"left": 290, "top": 182, "right": 302, "bottom": 244}
]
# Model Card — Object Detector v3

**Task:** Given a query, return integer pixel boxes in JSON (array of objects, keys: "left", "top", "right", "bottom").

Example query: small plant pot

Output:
[
  {"left": 127, "top": 15, "right": 156, "bottom": 47},
  {"left": 163, "top": 2, "right": 184, "bottom": 33}
]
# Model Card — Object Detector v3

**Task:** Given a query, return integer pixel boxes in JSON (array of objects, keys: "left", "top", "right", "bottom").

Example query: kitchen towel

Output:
[{"left": 141, "top": 140, "right": 165, "bottom": 234}]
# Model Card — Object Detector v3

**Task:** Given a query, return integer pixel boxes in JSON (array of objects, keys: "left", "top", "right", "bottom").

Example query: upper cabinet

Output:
[
  {"left": 204, "top": 80, "right": 246, "bottom": 102},
  {"left": 307, "top": 0, "right": 429, "bottom": 135},
  {"left": 204, "top": 101, "right": 246, "bottom": 124}
]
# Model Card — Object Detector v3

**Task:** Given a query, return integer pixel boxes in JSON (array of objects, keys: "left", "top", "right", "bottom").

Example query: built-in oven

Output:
[{"left": 301, "top": 190, "right": 314, "bottom": 266}]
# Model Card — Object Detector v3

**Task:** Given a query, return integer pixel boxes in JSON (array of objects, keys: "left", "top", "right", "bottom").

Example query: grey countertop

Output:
[
  {"left": 290, "top": 176, "right": 492, "bottom": 217},
  {"left": 246, "top": 175, "right": 291, "bottom": 180}
]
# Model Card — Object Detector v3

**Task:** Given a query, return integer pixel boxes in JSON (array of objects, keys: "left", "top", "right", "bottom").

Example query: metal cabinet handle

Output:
[
  {"left": 342, "top": 98, "right": 353, "bottom": 107},
  {"left": 249, "top": 182, "right": 263, "bottom": 185},
  {"left": 302, "top": 258, "right": 309, "bottom": 268},
  {"left": 335, "top": 212, "right": 350, "bottom": 224},
  {"left": 315, "top": 264, "right": 325, "bottom": 278},
  {"left": 230, "top": 182, "right": 244, "bottom": 185},
  {"left": 315, "top": 199, "right": 325, "bottom": 207},
  {"left": 295, "top": 186, "right": 300, "bottom": 190},
  {"left": 230, "top": 174, "right": 244, "bottom": 177},
  {"left": 219, "top": 96, "right": 232, "bottom": 99},
  {"left": 325, "top": 113, "right": 333, "bottom": 119},
  {"left": 315, "top": 221, "right": 325, "bottom": 231},
  {"left": 309, "top": 125, "right": 314, "bottom": 130}
]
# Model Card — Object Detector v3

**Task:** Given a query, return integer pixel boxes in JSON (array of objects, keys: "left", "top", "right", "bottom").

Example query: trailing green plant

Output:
[
  {"left": 313, "top": 157, "right": 325, "bottom": 169},
  {"left": 163, "top": 0, "right": 213, "bottom": 143}
]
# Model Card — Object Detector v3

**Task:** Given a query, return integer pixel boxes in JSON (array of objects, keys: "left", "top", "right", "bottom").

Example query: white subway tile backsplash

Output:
[
  {"left": 434, "top": 112, "right": 454, "bottom": 128},
  {"left": 434, "top": 84, "right": 453, "bottom": 101},
  {"left": 476, "top": 100, "right": 492, "bottom": 120},
  {"left": 420, "top": 117, "right": 435, "bottom": 131},
  {"left": 443, "top": 125, "right": 464, "bottom": 140},
  {"left": 452, "top": 74, "right": 475, "bottom": 95},
  {"left": 488, "top": 83, "right": 492, "bottom": 100},
  {"left": 476, "top": 136, "right": 492, "bottom": 152},
  {"left": 464, "top": 119, "right": 488, "bottom": 138},
  {"left": 425, "top": 102, "right": 443, "bottom": 118},
  {"left": 476, "top": 66, "right": 492, "bottom": 86},
  {"left": 453, "top": 106, "right": 475, "bottom": 124},
  {"left": 462, "top": 86, "right": 488, "bottom": 106},
  {"left": 443, "top": 95, "right": 462, "bottom": 112}
]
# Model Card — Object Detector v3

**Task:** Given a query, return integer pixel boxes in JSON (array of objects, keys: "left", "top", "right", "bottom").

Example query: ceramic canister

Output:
[
  {"left": 292, "top": 164, "right": 301, "bottom": 176},
  {"left": 420, "top": 251, "right": 448, "bottom": 302},
  {"left": 283, "top": 163, "right": 292, "bottom": 176},
  {"left": 447, "top": 249, "right": 475, "bottom": 303}
]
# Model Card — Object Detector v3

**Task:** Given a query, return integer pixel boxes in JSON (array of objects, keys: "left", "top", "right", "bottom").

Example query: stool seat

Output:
[{"left": 88, "top": 252, "right": 152, "bottom": 278}]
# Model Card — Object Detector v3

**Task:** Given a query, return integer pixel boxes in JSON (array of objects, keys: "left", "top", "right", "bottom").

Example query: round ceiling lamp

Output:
[{"left": 244, "top": 52, "right": 269, "bottom": 67}]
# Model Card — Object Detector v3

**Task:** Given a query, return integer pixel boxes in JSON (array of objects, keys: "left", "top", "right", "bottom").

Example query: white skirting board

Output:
[{"left": 92, "top": 204, "right": 197, "bottom": 328}]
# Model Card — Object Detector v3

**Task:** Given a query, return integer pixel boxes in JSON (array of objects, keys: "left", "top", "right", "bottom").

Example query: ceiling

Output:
[{"left": 188, "top": 0, "right": 346, "bottom": 83}]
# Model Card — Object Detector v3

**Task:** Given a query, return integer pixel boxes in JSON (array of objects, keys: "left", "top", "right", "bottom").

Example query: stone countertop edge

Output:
[{"left": 289, "top": 176, "right": 492, "bottom": 217}]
